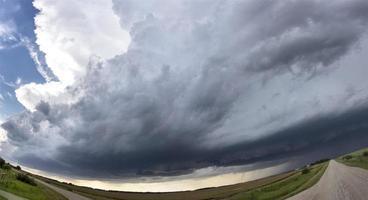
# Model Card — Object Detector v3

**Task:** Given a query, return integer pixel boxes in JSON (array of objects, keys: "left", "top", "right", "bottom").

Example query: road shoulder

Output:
[
  {"left": 35, "top": 179, "right": 91, "bottom": 200},
  {"left": 0, "top": 189, "right": 28, "bottom": 200}
]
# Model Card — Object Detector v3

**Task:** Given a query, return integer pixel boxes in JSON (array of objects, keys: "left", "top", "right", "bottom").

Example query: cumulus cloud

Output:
[
  {"left": 32, "top": 0, "right": 130, "bottom": 85},
  {"left": 3, "top": 0, "right": 368, "bottom": 179},
  {"left": 15, "top": 82, "right": 76, "bottom": 112},
  {"left": 14, "top": 0, "right": 131, "bottom": 111}
]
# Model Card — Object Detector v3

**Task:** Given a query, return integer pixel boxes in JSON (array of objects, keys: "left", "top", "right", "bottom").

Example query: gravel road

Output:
[
  {"left": 288, "top": 160, "right": 368, "bottom": 200},
  {"left": 36, "top": 179, "right": 91, "bottom": 200}
]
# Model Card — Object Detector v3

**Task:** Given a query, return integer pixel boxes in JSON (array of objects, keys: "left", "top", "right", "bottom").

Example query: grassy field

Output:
[
  {"left": 336, "top": 147, "right": 368, "bottom": 170},
  {"left": 0, "top": 168, "right": 66, "bottom": 200},
  {"left": 33, "top": 161, "right": 328, "bottom": 200},
  {"left": 0, "top": 195, "right": 6, "bottom": 200},
  {"left": 228, "top": 162, "right": 328, "bottom": 200}
]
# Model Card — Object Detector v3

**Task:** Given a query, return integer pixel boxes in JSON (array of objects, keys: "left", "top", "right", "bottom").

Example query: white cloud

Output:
[
  {"left": 0, "top": 94, "right": 3, "bottom": 109},
  {"left": 32, "top": 0, "right": 130, "bottom": 85},
  {"left": 14, "top": 0, "right": 131, "bottom": 111},
  {"left": 15, "top": 77, "right": 21, "bottom": 85},
  {"left": 0, "top": 127, "right": 6, "bottom": 143},
  {"left": 15, "top": 82, "right": 76, "bottom": 112},
  {"left": 0, "top": 21, "right": 19, "bottom": 49},
  {"left": 21, "top": 37, "right": 55, "bottom": 82},
  {"left": 0, "top": 21, "right": 13, "bottom": 36},
  {"left": 0, "top": 118, "right": 8, "bottom": 151},
  {"left": 0, "top": 73, "right": 16, "bottom": 88}
]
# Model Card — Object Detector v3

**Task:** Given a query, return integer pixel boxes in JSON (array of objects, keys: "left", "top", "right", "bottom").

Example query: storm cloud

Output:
[{"left": 2, "top": 0, "right": 368, "bottom": 178}]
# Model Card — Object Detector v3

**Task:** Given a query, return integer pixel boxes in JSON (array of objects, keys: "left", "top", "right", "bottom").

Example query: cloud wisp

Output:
[{"left": 2, "top": 0, "right": 368, "bottom": 179}]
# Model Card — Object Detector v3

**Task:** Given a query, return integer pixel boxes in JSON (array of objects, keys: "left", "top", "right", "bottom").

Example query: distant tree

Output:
[
  {"left": 0, "top": 157, "right": 5, "bottom": 168},
  {"left": 343, "top": 155, "right": 353, "bottom": 160},
  {"left": 311, "top": 158, "right": 330, "bottom": 165},
  {"left": 302, "top": 168, "right": 310, "bottom": 174},
  {"left": 16, "top": 174, "right": 37, "bottom": 186},
  {"left": 15, "top": 165, "right": 21, "bottom": 170},
  {"left": 363, "top": 151, "right": 368, "bottom": 157}
]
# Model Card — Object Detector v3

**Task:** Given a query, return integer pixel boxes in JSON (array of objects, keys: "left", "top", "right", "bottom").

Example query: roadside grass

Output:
[
  {"left": 227, "top": 162, "right": 328, "bottom": 200},
  {"left": 0, "top": 168, "right": 66, "bottom": 200},
  {"left": 0, "top": 195, "right": 6, "bottom": 200},
  {"left": 336, "top": 147, "right": 368, "bottom": 170}
]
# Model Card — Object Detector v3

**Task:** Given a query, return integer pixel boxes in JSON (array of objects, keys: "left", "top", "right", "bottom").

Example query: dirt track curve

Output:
[{"left": 288, "top": 160, "right": 368, "bottom": 200}]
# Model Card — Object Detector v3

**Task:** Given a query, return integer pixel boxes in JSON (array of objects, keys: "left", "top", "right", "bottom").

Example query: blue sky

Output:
[{"left": 0, "top": 0, "right": 45, "bottom": 119}]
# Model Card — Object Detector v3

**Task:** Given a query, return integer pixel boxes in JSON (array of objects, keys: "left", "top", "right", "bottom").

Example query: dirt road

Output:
[
  {"left": 36, "top": 179, "right": 91, "bottom": 200},
  {"left": 288, "top": 160, "right": 368, "bottom": 200}
]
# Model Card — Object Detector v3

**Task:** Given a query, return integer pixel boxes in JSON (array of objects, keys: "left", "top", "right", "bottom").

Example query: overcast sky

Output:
[{"left": 1, "top": 0, "right": 368, "bottom": 192}]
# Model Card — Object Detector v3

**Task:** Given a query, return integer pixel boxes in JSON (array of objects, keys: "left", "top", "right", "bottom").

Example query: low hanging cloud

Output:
[{"left": 2, "top": 0, "right": 368, "bottom": 178}]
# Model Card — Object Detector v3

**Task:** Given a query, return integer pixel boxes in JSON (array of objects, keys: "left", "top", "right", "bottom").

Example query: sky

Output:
[{"left": 1, "top": 0, "right": 368, "bottom": 192}]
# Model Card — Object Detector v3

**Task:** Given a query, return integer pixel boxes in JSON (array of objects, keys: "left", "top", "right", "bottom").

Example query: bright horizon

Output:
[{"left": 22, "top": 161, "right": 290, "bottom": 192}]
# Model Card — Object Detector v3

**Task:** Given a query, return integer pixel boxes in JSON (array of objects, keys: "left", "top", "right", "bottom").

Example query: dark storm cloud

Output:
[
  {"left": 8, "top": 104, "right": 368, "bottom": 178},
  {"left": 2, "top": 0, "right": 368, "bottom": 178},
  {"left": 35, "top": 101, "right": 50, "bottom": 116}
]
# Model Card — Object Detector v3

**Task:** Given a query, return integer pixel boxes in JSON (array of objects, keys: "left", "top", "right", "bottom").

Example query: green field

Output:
[
  {"left": 0, "top": 168, "right": 66, "bottom": 200},
  {"left": 0, "top": 195, "right": 6, "bottom": 200},
  {"left": 34, "top": 161, "right": 328, "bottom": 200},
  {"left": 228, "top": 162, "right": 327, "bottom": 200},
  {"left": 336, "top": 147, "right": 368, "bottom": 170}
]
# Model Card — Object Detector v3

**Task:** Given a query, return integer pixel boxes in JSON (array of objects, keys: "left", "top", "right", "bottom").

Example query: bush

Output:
[
  {"left": 16, "top": 174, "right": 37, "bottom": 186},
  {"left": 363, "top": 151, "right": 368, "bottom": 157},
  {"left": 15, "top": 165, "right": 21, "bottom": 170},
  {"left": 343, "top": 155, "right": 353, "bottom": 160},
  {"left": 2, "top": 164, "right": 11, "bottom": 170},
  {"left": 302, "top": 168, "right": 310, "bottom": 174}
]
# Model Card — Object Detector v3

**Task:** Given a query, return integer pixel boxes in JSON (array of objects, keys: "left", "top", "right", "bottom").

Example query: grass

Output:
[
  {"left": 0, "top": 168, "right": 66, "bottom": 200},
  {"left": 227, "top": 162, "right": 328, "bottom": 200},
  {"left": 336, "top": 147, "right": 368, "bottom": 170},
  {"left": 0, "top": 195, "right": 6, "bottom": 200},
  {"left": 33, "top": 162, "right": 328, "bottom": 200}
]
